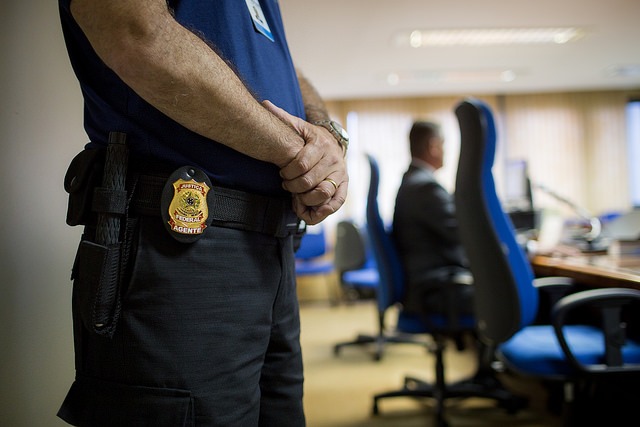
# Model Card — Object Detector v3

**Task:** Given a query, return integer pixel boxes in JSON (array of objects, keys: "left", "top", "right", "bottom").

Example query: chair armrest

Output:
[
  {"left": 551, "top": 287, "right": 640, "bottom": 373},
  {"left": 533, "top": 276, "right": 575, "bottom": 289},
  {"left": 533, "top": 276, "right": 576, "bottom": 321}
]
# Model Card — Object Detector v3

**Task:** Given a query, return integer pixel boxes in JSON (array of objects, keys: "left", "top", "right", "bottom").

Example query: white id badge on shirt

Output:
[{"left": 245, "top": 0, "right": 274, "bottom": 42}]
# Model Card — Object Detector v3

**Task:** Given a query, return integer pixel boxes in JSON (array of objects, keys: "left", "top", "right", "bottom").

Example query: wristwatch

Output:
[{"left": 314, "top": 120, "right": 349, "bottom": 156}]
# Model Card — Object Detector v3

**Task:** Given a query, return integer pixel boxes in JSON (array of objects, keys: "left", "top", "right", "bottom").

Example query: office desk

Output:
[{"left": 531, "top": 254, "right": 640, "bottom": 290}]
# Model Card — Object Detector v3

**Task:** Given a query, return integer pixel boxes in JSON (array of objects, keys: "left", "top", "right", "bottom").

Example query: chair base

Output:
[
  {"left": 333, "top": 332, "right": 428, "bottom": 362},
  {"left": 372, "top": 337, "right": 528, "bottom": 427},
  {"left": 373, "top": 373, "right": 528, "bottom": 427}
]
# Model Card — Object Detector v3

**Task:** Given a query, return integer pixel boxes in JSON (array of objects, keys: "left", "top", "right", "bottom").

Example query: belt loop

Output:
[
  {"left": 279, "top": 214, "right": 305, "bottom": 239},
  {"left": 296, "top": 219, "right": 307, "bottom": 236},
  {"left": 271, "top": 198, "right": 295, "bottom": 237}
]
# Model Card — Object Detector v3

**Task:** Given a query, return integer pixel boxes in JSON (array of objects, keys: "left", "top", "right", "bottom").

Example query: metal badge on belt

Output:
[{"left": 161, "top": 166, "right": 214, "bottom": 243}]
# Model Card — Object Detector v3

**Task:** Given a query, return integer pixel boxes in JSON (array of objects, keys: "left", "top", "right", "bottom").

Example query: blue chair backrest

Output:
[
  {"left": 365, "top": 154, "right": 404, "bottom": 313},
  {"left": 454, "top": 99, "right": 538, "bottom": 344}
]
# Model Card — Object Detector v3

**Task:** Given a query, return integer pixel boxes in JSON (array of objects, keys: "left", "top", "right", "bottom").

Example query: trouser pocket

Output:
[
  {"left": 57, "top": 376, "right": 194, "bottom": 427},
  {"left": 74, "top": 240, "right": 122, "bottom": 336}
]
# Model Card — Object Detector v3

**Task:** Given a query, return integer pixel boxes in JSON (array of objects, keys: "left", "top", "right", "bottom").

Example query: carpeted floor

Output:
[{"left": 299, "top": 299, "right": 563, "bottom": 427}]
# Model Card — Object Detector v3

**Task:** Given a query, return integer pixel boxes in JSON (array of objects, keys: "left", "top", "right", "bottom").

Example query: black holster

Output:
[
  {"left": 73, "top": 238, "right": 122, "bottom": 336},
  {"left": 64, "top": 137, "right": 134, "bottom": 338}
]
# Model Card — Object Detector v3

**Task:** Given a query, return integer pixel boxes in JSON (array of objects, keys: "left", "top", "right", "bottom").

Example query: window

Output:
[{"left": 627, "top": 99, "right": 640, "bottom": 207}]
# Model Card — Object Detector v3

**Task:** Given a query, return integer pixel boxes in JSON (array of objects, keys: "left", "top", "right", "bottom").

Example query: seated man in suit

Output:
[{"left": 392, "top": 121, "right": 474, "bottom": 318}]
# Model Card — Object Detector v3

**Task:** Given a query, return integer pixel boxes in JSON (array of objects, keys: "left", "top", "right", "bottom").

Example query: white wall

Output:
[{"left": 1, "top": 1, "right": 84, "bottom": 425}]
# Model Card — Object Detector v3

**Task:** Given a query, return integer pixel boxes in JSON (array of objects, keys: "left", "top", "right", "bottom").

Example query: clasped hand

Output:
[{"left": 263, "top": 101, "right": 348, "bottom": 225}]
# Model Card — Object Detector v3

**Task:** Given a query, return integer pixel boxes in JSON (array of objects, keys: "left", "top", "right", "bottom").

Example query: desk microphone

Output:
[{"left": 533, "top": 183, "right": 602, "bottom": 244}]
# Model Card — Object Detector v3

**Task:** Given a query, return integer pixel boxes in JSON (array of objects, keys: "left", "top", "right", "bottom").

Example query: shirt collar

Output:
[{"left": 410, "top": 157, "right": 436, "bottom": 173}]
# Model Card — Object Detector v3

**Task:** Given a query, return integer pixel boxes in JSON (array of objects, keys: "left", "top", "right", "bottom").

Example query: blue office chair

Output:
[
  {"left": 295, "top": 226, "right": 339, "bottom": 305},
  {"left": 333, "top": 222, "right": 423, "bottom": 361},
  {"left": 454, "top": 98, "right": 640, "bottom": 426},
  {"left": 365, "top": 154, "right": 526, "bottom": 427}
]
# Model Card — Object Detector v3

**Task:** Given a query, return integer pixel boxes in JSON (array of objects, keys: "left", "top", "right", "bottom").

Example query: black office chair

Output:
[
  {"left": 333, "top": 220, "right": 379, "bottom": 302},
  {"left": 454, "top": 98, "right": 640, "bottom": 426},
  {"left": 365, "top": 154, "right": 526, "bottom": 427}
]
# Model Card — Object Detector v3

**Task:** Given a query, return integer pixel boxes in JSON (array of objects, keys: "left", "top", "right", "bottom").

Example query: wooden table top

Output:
[{"left": 531, "top": 253, "right": 640, "bottom": 290}]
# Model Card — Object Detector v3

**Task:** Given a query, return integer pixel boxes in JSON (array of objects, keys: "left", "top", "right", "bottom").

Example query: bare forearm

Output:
[
  {"left": 70, "top": 0, "right": 302, "bottom": 167},
  {"left": 297, "top": 71, "right": 330, "bottom": 123}
]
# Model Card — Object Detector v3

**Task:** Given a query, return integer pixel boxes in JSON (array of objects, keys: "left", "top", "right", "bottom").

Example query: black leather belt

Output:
[{"left": 130, "top": 174, "right": 304, "bottom": 238}]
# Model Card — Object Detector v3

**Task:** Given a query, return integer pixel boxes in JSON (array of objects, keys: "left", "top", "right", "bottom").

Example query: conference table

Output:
[{"left": 531, "top": 253, "right": 640, "bottom": 290}]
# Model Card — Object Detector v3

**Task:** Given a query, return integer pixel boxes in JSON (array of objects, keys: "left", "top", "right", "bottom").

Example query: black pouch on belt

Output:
[
  {"left": 67, "top": 132, "right": 129, "bottom": 337},
  {"left": 64, "top": 147, "right": 105, "bottom": 226}
]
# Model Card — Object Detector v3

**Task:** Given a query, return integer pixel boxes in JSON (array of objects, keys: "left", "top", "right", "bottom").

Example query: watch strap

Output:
[{"left": 313, "top": 120, "right": 348, "bottom": 157}]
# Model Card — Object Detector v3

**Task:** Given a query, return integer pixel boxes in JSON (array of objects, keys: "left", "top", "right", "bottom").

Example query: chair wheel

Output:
[{"left": 404, "top": 378, "right": 421, "bottom": 390}]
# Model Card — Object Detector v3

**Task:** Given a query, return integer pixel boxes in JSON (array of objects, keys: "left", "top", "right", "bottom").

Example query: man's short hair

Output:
[{"left": 409, "top": 121, "right": 441, "bottom": 157}]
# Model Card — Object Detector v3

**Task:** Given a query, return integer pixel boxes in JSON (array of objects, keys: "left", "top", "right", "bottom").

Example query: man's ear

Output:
[{"left": 426, "top": 139, "right": 437, "bottom": 156}]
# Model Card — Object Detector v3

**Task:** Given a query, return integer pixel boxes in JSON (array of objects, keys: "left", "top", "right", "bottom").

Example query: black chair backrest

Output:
[
  {"left": 334, "top": 220, "right": 368, "bottom": 273},
  {"left": 454, "top": 99, "right": 538, "bottom": 344},
  {"left": 365, "top": 154, "right": 405, "bottom": 313}
]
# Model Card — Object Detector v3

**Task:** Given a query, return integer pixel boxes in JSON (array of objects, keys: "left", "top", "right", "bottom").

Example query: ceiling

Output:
[{"left": 279, "top": 0, "right": 640, "bottom": 100}]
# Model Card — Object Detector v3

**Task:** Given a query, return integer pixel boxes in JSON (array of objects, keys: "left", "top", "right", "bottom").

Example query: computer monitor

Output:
[
  {"left": 504, "top": 159, "right": 533, "bottom": 212},
  {"left": 504, "top": 159, "right": 537, "bottom": 232}
]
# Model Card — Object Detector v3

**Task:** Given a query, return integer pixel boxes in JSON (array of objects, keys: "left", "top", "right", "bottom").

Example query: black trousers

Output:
[
  {"left": 403, "top": 266, "right": 475, "bottom": 317},
  {"left": 58, "top": 216, "right": 304, "bottom": 426}
]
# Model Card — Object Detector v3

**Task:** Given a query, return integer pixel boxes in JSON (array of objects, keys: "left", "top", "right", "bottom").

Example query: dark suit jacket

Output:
[{"left": 392, "top": 163, "right": 471, "bottom": 315}]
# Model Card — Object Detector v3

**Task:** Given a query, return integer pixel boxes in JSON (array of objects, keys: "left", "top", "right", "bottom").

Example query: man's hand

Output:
[{"left": 263, "top": 101, "right": 348, "bottom": 225}]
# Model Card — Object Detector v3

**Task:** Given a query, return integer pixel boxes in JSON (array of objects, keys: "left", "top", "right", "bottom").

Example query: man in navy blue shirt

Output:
[{"left": 57, "top": 1, "right": 348, "bottom": 425}]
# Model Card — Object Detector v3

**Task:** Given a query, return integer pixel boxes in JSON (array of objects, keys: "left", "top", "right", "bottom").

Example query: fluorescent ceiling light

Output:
[
  {"left": 385, "top": 68, "right": 520, "bottom": 85},
  {"left": 395, "top": 27, "right": 584, "bottom": 47}
]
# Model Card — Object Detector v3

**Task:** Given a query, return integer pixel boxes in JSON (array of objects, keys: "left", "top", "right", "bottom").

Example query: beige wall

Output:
[
  {"left": 502, "top": 91, "right": 632, "bottom": 217},
  {"left": 2, "top": 1, "right": 83, "bottom": 426},
  {"left": 1, "top": 2, "right": 638, "bottom": 427},
  {"left": 327, "top": 90, "right": 638, "bottom": 226}
]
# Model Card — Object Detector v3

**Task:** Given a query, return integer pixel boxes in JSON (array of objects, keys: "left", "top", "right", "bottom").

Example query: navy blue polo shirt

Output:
[{"left": 59, "top": 0, "right": 305, "bottom": 196}]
